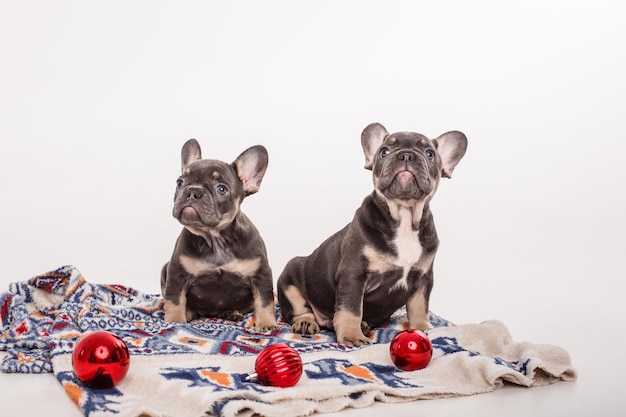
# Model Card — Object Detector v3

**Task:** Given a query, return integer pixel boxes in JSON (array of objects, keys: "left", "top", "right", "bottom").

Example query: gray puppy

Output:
[
  {"left": 161, "top": 139, "right": 278, "bottom": 332},
  {"left": 277, "top": 123, "right": 467, "bottom": 346}
]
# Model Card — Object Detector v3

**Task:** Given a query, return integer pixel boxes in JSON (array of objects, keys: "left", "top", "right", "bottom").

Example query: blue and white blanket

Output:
[{"left": 0, "top": 266, "right": 576, "bottom": 417}]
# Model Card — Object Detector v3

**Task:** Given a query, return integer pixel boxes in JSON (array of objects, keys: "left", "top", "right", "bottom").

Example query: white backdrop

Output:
[{"left": 1, "top": 1, "right": 625, "bottom": 416}]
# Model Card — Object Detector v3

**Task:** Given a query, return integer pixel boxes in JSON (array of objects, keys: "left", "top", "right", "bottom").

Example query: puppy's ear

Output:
[
  {"left": 181, "top": 139, "right": 202, "bottom": 174},
  {"left": 233, "top": 145, "right": 269, "bottom": 196},
  {"left": 433, "top": 131, "right": 468, "bottom": 178},
  {"left": 361, "top": 123, "right": 389, "bottom": 170}
]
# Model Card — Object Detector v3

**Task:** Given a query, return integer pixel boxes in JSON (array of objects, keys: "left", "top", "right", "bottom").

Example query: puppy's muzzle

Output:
[
  {"left": 397, "top": 151, "right": 417, "bottom": 162},
  {"left": 380, "top": 149, "right": 434, "bottom": 199},
  {"left": 175, "top": 186, "right": 218, "bottom": 226},
  {"left": 184, "top": 186, "right": 205, "bottom": 202}
]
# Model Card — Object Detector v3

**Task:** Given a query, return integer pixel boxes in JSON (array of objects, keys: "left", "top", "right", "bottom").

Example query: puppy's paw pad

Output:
[{"left": 292, "top": 319, "right": 320, "bottom": 335}]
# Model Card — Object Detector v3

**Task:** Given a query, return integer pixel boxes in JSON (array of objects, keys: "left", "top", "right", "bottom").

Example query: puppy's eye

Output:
[
  {"left": 379, "top": 147, "right": 390, "bottom": 158},
  {"left": 216, "top": 184, "right": 228, "bottom": 195},
  {"left": 425, "top": 149, "right": 436, "bottom": 161},
  {"left": 176, "top": 179, "right": 184, "bottom": 189}
]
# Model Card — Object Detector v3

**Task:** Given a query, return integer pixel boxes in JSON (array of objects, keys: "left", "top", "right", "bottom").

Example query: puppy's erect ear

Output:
[
  {"left": 233, "top": 145, "right": 269, "bottom": 196},
  {"left": 361, "top": 123, "right": 389, "bottom": 170},
  {"left": 433, "top": 131, "right": 468, "bottom": 178},
  {"left": 181, "top": 139, "right": 202, "bottom": 174}
]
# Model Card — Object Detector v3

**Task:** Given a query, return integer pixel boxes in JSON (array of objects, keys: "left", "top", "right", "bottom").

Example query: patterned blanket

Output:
[{"left": 0, "top": 266, "right": 576, "bottom": 417}]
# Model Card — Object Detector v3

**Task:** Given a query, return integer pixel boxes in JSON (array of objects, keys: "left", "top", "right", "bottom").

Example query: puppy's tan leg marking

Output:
[
  {"left": 415, "top": 251, "right": 436, "bottom": 276},
  {"left": 406, "top": 289, "right": 432, "bottom": 331},
  {"left": 163, "top": 289, "right": 188, "bottom": 323},
  {"left": 334, "top": 309, "right": 371, "bottom": 346},
  {"left": 252, "top": 287, "right": 278, "bottom": 332},
  {"left": 283, "top": 285, "right": 319, "bottom": 334}
]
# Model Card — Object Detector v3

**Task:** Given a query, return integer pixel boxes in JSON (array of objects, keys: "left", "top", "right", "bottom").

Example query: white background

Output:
[{"left": 1, "top": 1, "right": 625, "bottom": 416}]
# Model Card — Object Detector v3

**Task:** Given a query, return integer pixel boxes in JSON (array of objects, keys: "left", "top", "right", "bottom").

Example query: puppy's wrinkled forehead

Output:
[
  {"left": 384, "top": 132, "right": 432, "bottom": 150},
  {"left": 184, "top": 160, "right": 238, "bottom": 185}
]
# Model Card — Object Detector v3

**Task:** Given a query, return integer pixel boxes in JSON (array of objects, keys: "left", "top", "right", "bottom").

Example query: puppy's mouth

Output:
[
  {"left": 180, "top": 206, "right": 201, "bottom": 224},
  {"left": 378, "top": 168, "right": 430, "bottom": 200},
  {"left": 394, "top": 170, "right": 416, "bottom": 185},
  {"left": 176, "top": 205, "right": 220, "bottom": 228},
  {"left": 392, "top": 170, "right": 421, "bottom": 193}
]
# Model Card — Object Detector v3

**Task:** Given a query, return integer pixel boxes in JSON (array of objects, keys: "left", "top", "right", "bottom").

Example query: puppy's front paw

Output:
[
  {"left": 410, "top": 320, "right": 432, "bottom": 332},
  {"left": 254, "top": 319, "right": 279, "bottom": 333},
  {"left": 333, "top": 310, "right": 371, "bottom": 346},
  {"left": 292, "top": 317, "right": 320, "bottom": 335},
  {"left": 253, "top": 304, "right": 279, "bottom": 332},
  {"left": 337, "top": 330, "right": 371, "bottom": 347}
]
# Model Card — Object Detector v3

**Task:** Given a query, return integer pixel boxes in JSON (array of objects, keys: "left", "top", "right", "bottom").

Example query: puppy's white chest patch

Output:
[
  {"left": 391, "top": 206, "right": 422, "bottom": 291},
  {"left": 179, "top": 255, "right": 261, "bottom": 279}
]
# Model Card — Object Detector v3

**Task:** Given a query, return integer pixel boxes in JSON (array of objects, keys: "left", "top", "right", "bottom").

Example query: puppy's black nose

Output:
[
  {"left": 398, "top": 152, "right": 416, "bottom": 162},
  {"left": 186, "top": 187, "right": 204, "bottom": 201}
]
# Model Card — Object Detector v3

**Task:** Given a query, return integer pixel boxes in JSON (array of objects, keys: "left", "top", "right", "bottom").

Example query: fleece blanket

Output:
[{"left": 0, "top": 266, "right": 576, "bottom": 417}]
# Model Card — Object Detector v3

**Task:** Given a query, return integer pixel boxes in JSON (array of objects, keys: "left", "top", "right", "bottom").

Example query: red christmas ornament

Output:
[
  {"left": 72, "top": 330, "right": 131, "bottom": 389},
  {"left": 245, "top": 343, "right": 303, "bottom": 388},
  {"left": 389, "top": 329, "right": 433, "bottom": 371}
]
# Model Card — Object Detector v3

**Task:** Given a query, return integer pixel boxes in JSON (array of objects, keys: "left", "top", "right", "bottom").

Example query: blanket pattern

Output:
[{"left": 0, "top": 266, "right": 576, "bottom": 417}]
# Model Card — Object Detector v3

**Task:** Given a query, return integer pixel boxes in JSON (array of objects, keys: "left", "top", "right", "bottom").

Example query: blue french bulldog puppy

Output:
[
  {"left": 278, "top": 123, "right": 467, "bottom": 346},
  {"left": 161, "top": 139, "right": 277, "bottom": 332}
]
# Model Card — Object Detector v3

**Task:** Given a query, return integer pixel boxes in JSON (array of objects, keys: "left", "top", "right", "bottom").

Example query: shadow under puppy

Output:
[
  {"left": 161, "top": 139, "right": 278, "bottom": 332},
  {"left": 277, "top": 123, "right": 467, "bottom": 346}
]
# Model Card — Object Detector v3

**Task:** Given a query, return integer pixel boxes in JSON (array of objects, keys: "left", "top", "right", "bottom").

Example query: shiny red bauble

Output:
[
  {"left": 72, "top": 330, "right": 131, "bottom": 389},
  {"left": 246, "top": 343, "right": 303, "bottom": 388},
  {"left": 389, "top": 329, "right": 433, "bottom": 371}
]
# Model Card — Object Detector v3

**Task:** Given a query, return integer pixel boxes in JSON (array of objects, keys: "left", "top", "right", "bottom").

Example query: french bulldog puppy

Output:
[
  {"left": 161, "top": 139, "right": 278, "bottom": 332},
  {"left": 277, "top": 123, "right": 467, "bottom": 346}
]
